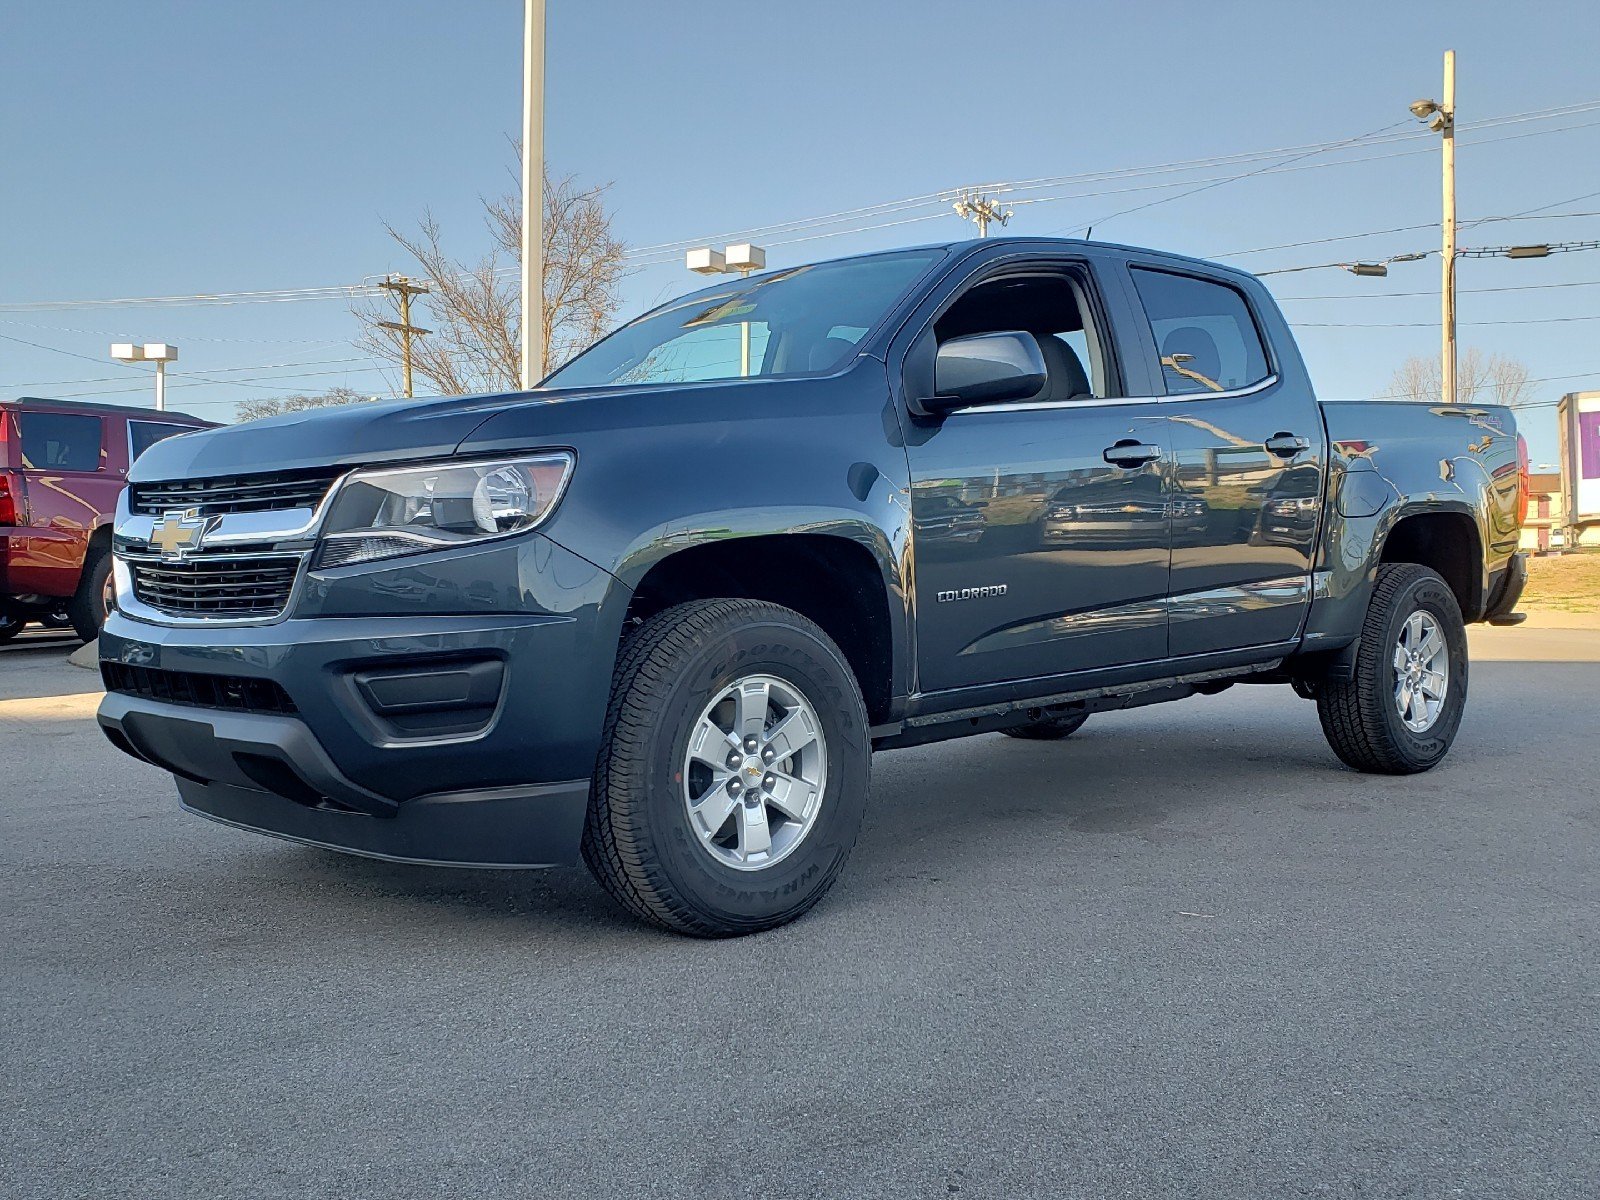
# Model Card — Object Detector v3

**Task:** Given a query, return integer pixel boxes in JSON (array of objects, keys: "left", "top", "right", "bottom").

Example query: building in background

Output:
[
  {"left": 1520, "top": 472, "right": 1563, "bottom": 554},
  {"left": 1559, "top": 391, "right": 1600, "bottom": 549}
]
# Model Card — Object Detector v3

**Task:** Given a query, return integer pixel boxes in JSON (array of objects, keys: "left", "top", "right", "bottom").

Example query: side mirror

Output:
[{"left": 926, "top": 331, "right": 1046, "bottom": 413}]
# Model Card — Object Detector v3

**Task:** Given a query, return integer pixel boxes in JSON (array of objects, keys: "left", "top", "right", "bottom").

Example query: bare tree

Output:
[
  {"left": 237, "top": 386, "right": 379, "bottom": 422},
  {"left": 1378, "top": 348, "right": 1532, "bottom": 406},
  {"left": 357, "top": 170, "right": 627, "bottom": 396}
]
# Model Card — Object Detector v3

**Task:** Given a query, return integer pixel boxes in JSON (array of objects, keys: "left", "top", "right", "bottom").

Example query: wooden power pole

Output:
[
  {"left": 377, "top": 275, "right": 431, "bottom": 399},
  {"left": 1440, "top": 50, "right": 1457, "bottom": 405}
]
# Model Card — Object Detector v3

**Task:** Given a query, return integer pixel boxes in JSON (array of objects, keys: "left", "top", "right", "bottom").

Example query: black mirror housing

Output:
[{"left": 923, "top": 331, "right": 1046, "bottom": 414}]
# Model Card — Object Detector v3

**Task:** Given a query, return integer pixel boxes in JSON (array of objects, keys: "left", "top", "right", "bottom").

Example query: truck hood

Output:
[{"left": 126, "top": 387, "right": 614, "bottom": 482}]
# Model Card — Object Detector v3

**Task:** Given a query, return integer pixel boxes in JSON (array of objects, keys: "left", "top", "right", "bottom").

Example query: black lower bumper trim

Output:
[
  {"left": 177, "top": 776, "right": 589, "bottom": 868},
  {"left": 98, "top": 692, "right": 590, "bottom": 867}
]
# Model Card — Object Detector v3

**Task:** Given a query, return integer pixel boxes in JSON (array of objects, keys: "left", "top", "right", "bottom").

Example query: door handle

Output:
[
  {"left": 1103, "top": 440, "right": 1162, "bottom": 468},
  {"left": 1265, "top": 432, "right": 1311, "bottom": 458}
]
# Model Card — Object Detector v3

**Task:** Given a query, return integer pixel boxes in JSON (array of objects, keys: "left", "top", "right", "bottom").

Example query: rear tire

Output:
[
  {"left": 0, "top": 612, "right": 23, "bottom": 644},
  {"left": 1316, "top": 564, "right": 1467, "bottom": 775},
  {"left": 581, "top": 599, "right": 870, "bottom": 937},
  {"left": 68, "top": 547, "right": 113, "bottom": 643},
  {"left": 1001, "top": 710, "right": 1089, "bottom": 741}
]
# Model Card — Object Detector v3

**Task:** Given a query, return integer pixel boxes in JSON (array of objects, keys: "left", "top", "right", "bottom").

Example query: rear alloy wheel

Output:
[
  {"left": 582, "top": 599, "right": 870, "bottom": 937},
  {"left": 1316, "top": 563, "right": 1468, "bottom": 774}
]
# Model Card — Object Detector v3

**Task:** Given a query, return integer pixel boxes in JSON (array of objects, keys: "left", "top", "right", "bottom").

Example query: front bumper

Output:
[
  {"left": 101, "top": 691, "right": 587, "bottom": 866},
  {"left": 97, "top": 602, "right": 616, "bottom": 867}
]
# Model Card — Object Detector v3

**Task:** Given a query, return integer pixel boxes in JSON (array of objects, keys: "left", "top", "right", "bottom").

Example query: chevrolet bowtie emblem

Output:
[{"left": 150, "top": 508, "right": 209, "bottom": 561}]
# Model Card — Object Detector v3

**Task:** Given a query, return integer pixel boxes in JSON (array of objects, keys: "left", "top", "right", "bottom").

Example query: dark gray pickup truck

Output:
[{"left": 98, "top": 237, "right": 1528, "bottom": 935}]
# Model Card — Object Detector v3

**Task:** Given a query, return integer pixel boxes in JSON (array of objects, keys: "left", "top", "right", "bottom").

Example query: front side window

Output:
[
  {"left": 544, "top": 249, "right": 943, "bottom": 389},
  {"left": 1130, "top": 267, "right": 1270, "bottom": 396},
  {"left": 128, "top": 420, "right": 191, "bottom": 462},
  {"left": 17, "top": 412, "right": 103, "bottom": 472},
  {"left": 933, "top": 271, "right": 1110, "bottom": 401}
]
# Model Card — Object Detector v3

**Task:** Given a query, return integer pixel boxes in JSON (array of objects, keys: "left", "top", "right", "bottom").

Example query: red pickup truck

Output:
[{"left": 2, "top": 397, "right": 212, "bottom": 642}]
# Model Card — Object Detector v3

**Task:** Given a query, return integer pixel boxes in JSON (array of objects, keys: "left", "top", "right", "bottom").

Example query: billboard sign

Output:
[{"left": 1560, "top": 392, "right": 1600, "bottom": 530}]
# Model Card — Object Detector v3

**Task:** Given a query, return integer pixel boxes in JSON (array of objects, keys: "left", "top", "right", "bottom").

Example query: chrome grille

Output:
[
  {"left": 129, "top": 468, "right": 343, "bottom": 516},
  {"left": 128, "top": 554, "right": 302, "bottom": 618}
]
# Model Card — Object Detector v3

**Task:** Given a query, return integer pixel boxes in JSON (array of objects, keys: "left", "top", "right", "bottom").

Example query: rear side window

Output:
[
  {"left": 128, "top": 420, "right": 190, "bottom": 463},
  {"left": 1130, "top": 268, "right": 1270, "bottom": 396},
  {"left": 17, "top": 412, "right": 103, "bottom": 472}
]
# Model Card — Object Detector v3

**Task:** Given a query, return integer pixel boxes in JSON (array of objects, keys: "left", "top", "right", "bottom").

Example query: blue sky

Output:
[{"left": 2, "top": 0, "right": 1597, "bottom": 462}]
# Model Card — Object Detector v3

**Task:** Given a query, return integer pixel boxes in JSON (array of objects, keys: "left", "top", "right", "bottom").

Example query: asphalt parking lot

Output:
[{"left": 4, "top": 626, "right": 1598, "bottom": 1199}]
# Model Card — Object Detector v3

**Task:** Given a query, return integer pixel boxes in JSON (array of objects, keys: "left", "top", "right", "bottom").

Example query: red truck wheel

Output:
[{"left": 68, "top": 548, "right": 113, "bottom": 643}]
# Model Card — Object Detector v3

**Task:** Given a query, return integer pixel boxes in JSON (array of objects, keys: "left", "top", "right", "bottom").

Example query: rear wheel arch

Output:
[{"left": 1375, "top": 506, "right": 1483, "bottom": 621}]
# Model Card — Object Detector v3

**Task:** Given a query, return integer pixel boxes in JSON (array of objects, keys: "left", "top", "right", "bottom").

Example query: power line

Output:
[
  {"left": 1296, "top": 311, "right": 1600, "bottom": 328},
  {"left": 2, "top": 356, "right": 376, "bottom": 391},
  {"left": 1275, "top": 278, "right": 1600, "bottom": 301},
  {"left": 7, "top": 95, "right": 1596, "bottom": 312}
]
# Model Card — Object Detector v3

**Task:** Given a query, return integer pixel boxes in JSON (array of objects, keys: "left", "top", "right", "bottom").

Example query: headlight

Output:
[{"left": 314, "top": 453, "right": 574, "bottom": 568}]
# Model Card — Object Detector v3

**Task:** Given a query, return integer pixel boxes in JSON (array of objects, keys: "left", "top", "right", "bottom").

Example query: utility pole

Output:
[
  {"left": 521, "top": 0, "right": 546, "bottom": 389},
  {"left": 1441, "top": 50, "right": 1457, "bottom": 405},
  {"left": 952, "top": 190, "right": 1011, "bottom": 238},
  {"left": 376, "top": 275, "right": 431, "bottom": 399},
  {"left": 1410, "top": 51, "right": 1456, "bottom": 403}
]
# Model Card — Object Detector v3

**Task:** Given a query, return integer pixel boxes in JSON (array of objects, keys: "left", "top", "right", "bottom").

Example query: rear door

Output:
[
  {"left": 1120, "top": 262, "right": 1326, "bottom": 656},
  {"left": 896, "top": 250, "right": 1174, "bottom": 693}
]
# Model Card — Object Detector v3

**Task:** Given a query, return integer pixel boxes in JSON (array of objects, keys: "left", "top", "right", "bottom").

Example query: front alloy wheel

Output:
[
  {"left": 683, "top": 674, "right": 828, "bottom": 871},
  {"left": 583, "top": 598, "right": 870, "bottom": 937}
]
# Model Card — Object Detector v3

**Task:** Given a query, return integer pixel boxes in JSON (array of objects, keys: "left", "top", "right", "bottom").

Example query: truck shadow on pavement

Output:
[{"left": 271, "top": 704, "right": 1360, "bottom": 937}]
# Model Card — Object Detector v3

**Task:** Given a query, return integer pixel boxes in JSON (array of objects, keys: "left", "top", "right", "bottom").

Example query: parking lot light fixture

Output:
[
  {"left": 685, "top": 244, "right": 769, "bottom": 376},
  {"left": 110, "top": 341, "right": 178, "bottom": 411}
]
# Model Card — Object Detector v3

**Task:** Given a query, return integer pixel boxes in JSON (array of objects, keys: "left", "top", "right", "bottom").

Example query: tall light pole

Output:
[
  {"left": 687, "top": 243, "right": 767, "bottom": 377},
  {"left": 110, "top": 342, "right": 177, "bottom": 411},
  {"left": 520, "top": 0, "right": 546, "bottom": 390},
  {"left": 1411, "top": 50, "right": 1456, "bottom": 404}
]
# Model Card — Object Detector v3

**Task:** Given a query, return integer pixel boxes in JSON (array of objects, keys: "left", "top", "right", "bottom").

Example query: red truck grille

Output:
[
  {"left": 127, "top": 554, "right": 301, "bottom": 618},
  {"left": 129, "top": 468, "right": 343, "bottom": 516}
]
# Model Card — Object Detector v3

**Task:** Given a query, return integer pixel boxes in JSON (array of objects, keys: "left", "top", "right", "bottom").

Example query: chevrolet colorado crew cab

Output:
[{"left": 97, "top": 238, "right": 1528, "bottom": 936}]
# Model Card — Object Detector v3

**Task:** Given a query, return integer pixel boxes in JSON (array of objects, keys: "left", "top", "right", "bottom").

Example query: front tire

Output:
[
  {"left": 1316, "top": 564, "right": 1468, "bottom": 774},
  {"left": 582, "top": 599, "right": 870, "bottom": 937}
]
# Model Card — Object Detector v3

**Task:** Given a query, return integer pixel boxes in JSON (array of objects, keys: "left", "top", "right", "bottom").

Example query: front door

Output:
[
  {"left": 900, "top": 264, "right": 1172, "bottom": 694},
  {"left": 908, "top": 403, "right": 1171, "bottom": 691}
]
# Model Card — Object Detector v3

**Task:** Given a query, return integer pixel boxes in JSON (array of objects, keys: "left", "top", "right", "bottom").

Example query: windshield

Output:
[{"left": 543, "top": 249, "right": 944, "bottom": 389}]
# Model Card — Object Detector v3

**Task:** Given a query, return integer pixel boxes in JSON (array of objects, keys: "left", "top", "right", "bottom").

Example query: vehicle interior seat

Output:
[
  {"left": 1160, "top": 325, "right": 1224, "bottom": 391},
  {"left": 1029, "top": 334, "right": 1093, "bottom": 401}
]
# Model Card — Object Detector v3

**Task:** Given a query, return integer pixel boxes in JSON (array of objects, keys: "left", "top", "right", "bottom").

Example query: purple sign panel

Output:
[{"left": 1582, "top": 409, "right": 1600, "bottom": 480}]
